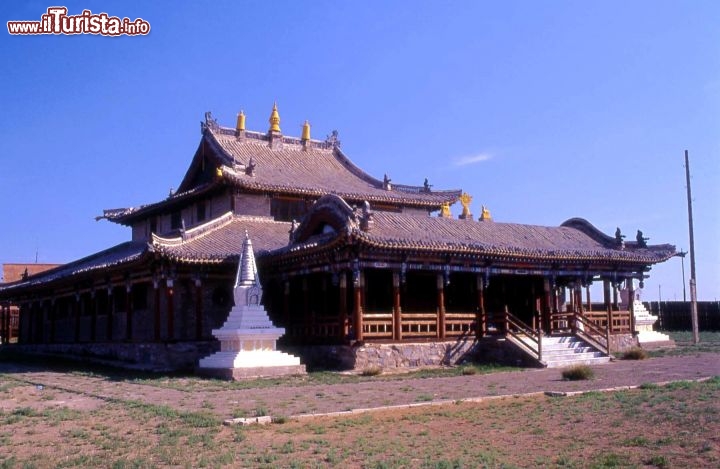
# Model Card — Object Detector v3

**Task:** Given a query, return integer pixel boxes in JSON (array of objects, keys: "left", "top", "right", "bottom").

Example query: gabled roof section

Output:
[
  {"left": 204, "top": 121, "right": 461, "bottom": 208},
  {"left": 150, "top": 212, "right": 291, "bottom": 264},
  {"left": 0, "top": 241, "right": 150, "bottom": 294},
  {"left": 272, "top": 199, "right": 677, "bottom": 266}
]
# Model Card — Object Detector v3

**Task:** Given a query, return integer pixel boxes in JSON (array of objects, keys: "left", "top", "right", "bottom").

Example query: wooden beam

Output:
[
  {"left": 393, "top": 271, "right": 402, "bottom": 341},
  {"left": 437, "top": 274, "right": 446, "bottom": 340}
]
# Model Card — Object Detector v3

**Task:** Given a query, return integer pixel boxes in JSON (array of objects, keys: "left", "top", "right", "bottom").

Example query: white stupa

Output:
[{"left": 198, "top": 232, "right": 305, "bottom": 379}]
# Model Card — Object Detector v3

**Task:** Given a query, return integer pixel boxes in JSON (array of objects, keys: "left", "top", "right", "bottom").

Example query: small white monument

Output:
[
  {"left": 198, "top": 232, "right": 305, "bottom": 379},
  {"left": 620, "top": 288, "right": 674, "bottom": 348}
]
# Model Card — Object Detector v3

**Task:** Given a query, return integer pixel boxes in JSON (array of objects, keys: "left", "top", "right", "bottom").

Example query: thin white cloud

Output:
[{"left": 452, "top": 153, "right": 492, "bottom": 167}]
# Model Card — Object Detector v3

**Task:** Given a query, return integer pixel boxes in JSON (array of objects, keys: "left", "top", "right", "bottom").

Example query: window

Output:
[{"left": 270, "top": 198, "right": 307, "bottom": 222}]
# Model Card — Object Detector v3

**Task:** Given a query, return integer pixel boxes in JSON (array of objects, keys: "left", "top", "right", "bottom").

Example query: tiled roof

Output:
[
  {"left": 352, "top": 212, "right": 675, "bottom": 264},
  {"left": 0, "top": 242, "right": 149, "bottom": 293},
  {"left": 272, "top": 195, "right": 676, "bottom": 265},
  {"left": 151, "top": 212, "right": 291, "bottom": 264},
  {"left": 208, "top": 127, "right": 461, "bottom": 208}
]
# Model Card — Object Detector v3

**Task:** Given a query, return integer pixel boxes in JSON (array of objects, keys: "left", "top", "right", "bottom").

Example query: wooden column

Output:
[
  {"left": 283, "top": 280, "right": 291, "bottom": 329},
  {"left": 543, "top": 278, "right": 552, "bottom": 334},
  {"left": 153, "top": 279, "right": 161, "bottom": 341},
  {"left": 353, "top": 271, "right": 363, "bottom": 341},
  {"left": 194, "top": 278, "right": 203, "bottom": 340},
  {"left": 476, "top": 274, "right": 486, "bottom": 337},
  {"left": 603, "top": 280, "right": 612, "bottom": 333},
  {"left": 166, "top": 279, "right": 174, "bottom": 340},
  {"left": 585, "top": 285, "right": 592, "bottom": 312},
  {"left": 1, "top": 304, "right": 7, "bottom": 344},
  {"left": 392, "top": 271, "right": 402, "bottom": 341},
  {"left": 437, "top": 273, "right": 446, "bottom": 340},
  {"left": 338, "top": 274, "right": 348, "bottom": 340},
  {"left": 612, "top": 284, "right": 619, "bottom": 311},
  {"left": 74, "top": 295, "right": 81, "bottom": 343},
  {"left": 107, "top": 287, "right": 114, "bottom": 341},
  {"left": 125, "top": 284, "right": 133, "bottom": 341},
  {"left": 90, "top": 291, "right": 97, "bottom": 342}
]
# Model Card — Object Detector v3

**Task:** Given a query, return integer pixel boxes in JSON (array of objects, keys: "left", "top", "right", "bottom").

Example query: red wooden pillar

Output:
[
  {"left": 74, "top": 294, "right": 81, "bottom": 343},
  {"left": 166, "top": 279, "right": 175, "bottom": 340},
  {"left": 153, "top": 279, "right": 161, "bottom": 341},
  {"left": 543, "top": 278, "right": 552, "bottom": 334},
  {"left": 107, "top": 286, "right": 114, "bottom": 341},
  {"left": 194, "top": 278, "right": 203, "bottom": 340},
  {"left": 392, "top": 271, "right": 402, "bottom": 341},
  {"left": 612, "top": 283, "right": 619, "bottom": 311},
  {"left": 125, "top": 284, "right": 133, "bottom": 341},
  {"left": 628, "top": 279, "right": 636, "bottom": 335},
  {"left": 585, "top": 285, "right": 592, "bottom": 313},
  {"left": 283, "top": 280, "right": 291, "bottom": 328},
  {"left": 338, "top": 274, "right": 348, "bottom": 341},
  {"left": 603, "top": 280, "right": 612, "bottom": 333},
  {"left": 302, "top": 277, "right": 311, "bottom": 335},
  {"left": 353, "top": 271, "right": 364, "bottom": 341},
  {"left": 437, "top": 273, "right": 446, "bottom": 340},
  {"left": 476, "top": 274, "right": 486, "bottom": 338},
  {"left": 1, "top": 304, "right": 6, "bottom": 344},
  {"left": 90, "top": 290, "right": 97, "bottom": 342}
]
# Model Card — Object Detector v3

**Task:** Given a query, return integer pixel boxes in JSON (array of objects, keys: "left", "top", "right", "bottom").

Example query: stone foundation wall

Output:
[
  {"left": 288, "top": 339, "right": 480, "bottom": 371},
  {"left": 9, "top": 341, "right": 219, "bottom": 372},
  {"left": 609, "top": 334, "right": 638, "bottom": 353}
]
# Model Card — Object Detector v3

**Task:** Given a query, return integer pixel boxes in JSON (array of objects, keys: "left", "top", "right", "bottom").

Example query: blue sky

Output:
[{"left": 1, "top": 1, "right": 718, "bottom": 301}]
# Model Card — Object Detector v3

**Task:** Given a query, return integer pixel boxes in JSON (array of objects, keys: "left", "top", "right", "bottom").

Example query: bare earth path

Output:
[{"left": 1, "top": 352, "right": 718, "bottom": 419}]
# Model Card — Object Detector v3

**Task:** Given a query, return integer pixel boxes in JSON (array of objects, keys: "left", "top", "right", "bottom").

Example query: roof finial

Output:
[
  {"left": 268, "top": 102, "right": 281, "bottom": 133},
  {"left": 479, "top": 205, "right": 492, "bottom": 221},
  {"left": 301, "top": 120, "right": 311, "bottom": 141},
  {"left": 236, "top": 110, "right": 246, "bottom": 132}
]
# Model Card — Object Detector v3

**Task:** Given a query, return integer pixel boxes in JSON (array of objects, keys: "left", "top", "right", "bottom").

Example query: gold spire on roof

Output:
[
  {"left": 236, "top": 110, "right": 246, "bottom": 132},
  {"left": 439, "top": 202, "right": 451, "bottom": 218},
  {"left": 459, "top": 192, "right": 472, "bottom": 219},
  {"left": 268, "top": 102, "right": 281, "bottom": 133},
  {"left": 301, "top": 120, "right": 311, "bottom": 141},
  {"left": 480, "top": 205, "right": 492, "bottom": 221}
]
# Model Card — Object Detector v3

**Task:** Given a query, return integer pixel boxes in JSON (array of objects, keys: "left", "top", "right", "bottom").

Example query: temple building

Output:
[{"left": 0, "top": 105, "right": 676, "bottom": 370}]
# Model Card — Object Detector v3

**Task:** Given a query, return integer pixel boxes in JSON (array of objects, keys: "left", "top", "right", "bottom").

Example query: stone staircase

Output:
[{"left": 511, "top": 334, "right": 611, "bottom": 368}]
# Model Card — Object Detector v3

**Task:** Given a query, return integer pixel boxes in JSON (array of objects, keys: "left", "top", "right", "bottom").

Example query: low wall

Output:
[
  {"left": 7, "top": 341, "right": 219, "bottom": 372},
  {"left": 608, "top": 333, "right": 638, "bottom": 353}
]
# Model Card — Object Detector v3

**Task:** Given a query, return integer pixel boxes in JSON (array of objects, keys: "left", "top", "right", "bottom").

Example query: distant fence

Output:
[{"left": 644, "top": 301, "right": 720, "bottom": 331}]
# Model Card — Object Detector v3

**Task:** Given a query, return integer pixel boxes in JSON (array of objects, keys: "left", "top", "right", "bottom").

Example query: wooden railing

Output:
[
  {"left": 582, "top": 310, "right": 632, "bottom": 334},
  {"left": 286, "top": 320, "right": 341, "bottom": 340},
  {"left": 362, "top": 312, "right": 393, "bottom": 339},
  {"left": 487, "top": 309, "right": 542, "bottom": 362},
  {"left": 572, "top": 312, "right": 610, "bottom": 356},
  {"left": 445, "top": 312, "right": 476, "bottom": 337},
  {"left": 401, "top": 312, "right": 437, "bottom": 338}
]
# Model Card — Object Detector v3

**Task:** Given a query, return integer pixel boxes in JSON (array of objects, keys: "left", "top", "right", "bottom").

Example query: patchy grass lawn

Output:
[{"left": 0, "top": 373, "right": 717, "bottom": 468}]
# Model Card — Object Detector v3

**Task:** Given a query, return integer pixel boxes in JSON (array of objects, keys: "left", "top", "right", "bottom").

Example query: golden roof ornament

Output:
[
  {"left": 459, "top": 192, "right": 473, "bottom": 220},
  {"left": 301, "top": 120, "right": 311, "bottom": 141},
  {"left": 439, "top": 202, "right": 451, "bottom": 218},
  {"left": 479, "top": 205, "right": 492, "bottom": 221},
  {"left": 216, "top": 166, "right": 223, "bottom": 178},
  {"left": 236, "top": 110, "right": 246, "bottom": 132},
  {"left": 268, "top": 102, "right": 281, "bottom": 133}
]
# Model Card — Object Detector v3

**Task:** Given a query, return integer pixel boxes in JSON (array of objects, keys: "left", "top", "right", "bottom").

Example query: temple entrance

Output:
[{"left": 485, "top": 275, "right": 545, "bottom": 331}]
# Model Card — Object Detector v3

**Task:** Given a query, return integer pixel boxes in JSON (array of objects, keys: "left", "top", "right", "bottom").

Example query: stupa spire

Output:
[
  {"left": 236, "top": 231, "right": 257, "bottom": 287},
  {"left": 268, "top": 102, "right": 281, "bottom": 133}
]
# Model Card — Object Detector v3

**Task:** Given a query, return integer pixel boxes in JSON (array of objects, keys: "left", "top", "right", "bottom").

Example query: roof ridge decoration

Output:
[{"left": 152, "top": 211, "right": 235, "bottom": 246}]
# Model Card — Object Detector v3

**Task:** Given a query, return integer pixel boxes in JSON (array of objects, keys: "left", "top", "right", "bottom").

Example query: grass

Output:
[
  {"left": 622, "top": 347, "right": 649, "bottom": 360},
  {"left": 0, "top": 376, "right": 717, "bottom": 468},
  {"left": 561, "top": 364, "right": 595, "bottom": 381}
]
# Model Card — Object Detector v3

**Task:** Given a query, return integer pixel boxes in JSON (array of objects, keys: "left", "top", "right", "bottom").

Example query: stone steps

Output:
[{"left": 510, "top": 334, "right": 611, "bottom": 368}]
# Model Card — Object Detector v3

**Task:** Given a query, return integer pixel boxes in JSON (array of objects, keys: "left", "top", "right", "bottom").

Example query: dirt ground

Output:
[{"left": 0, "top": 351, "right": 718, "bottom": 468}]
